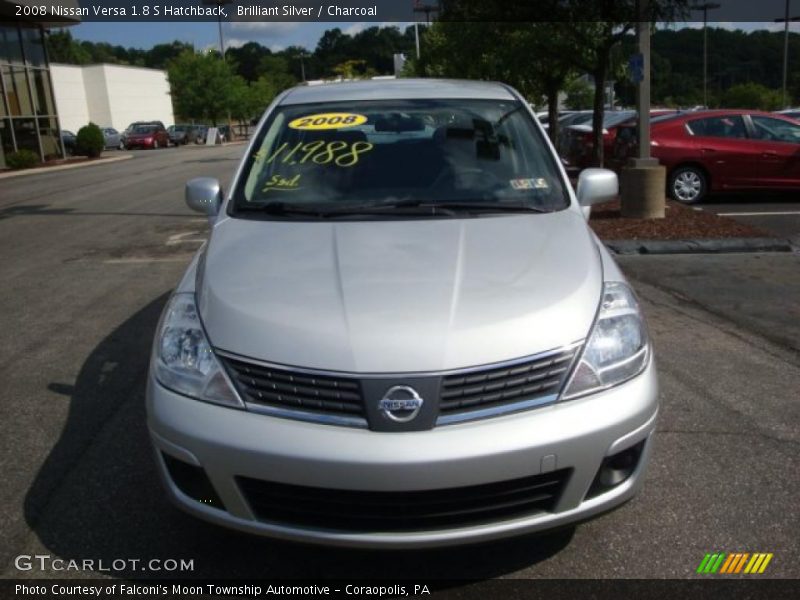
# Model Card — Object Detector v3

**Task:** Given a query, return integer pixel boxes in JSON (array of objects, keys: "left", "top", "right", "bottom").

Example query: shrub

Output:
[
  {"left": 75, "top": 122, "right": 105, "bottom": 158},
  {"left": 721, "top": 83, "right": 784, "bottom": 112},
  {"left": 5, "top": 149, "right": 40, "bottom": 170}
]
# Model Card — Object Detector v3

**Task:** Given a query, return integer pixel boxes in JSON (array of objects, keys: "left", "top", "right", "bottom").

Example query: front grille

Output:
[
  {"left": 222, "top": 357, "right": 365, "bottom": 421},
  {"left": 439, "top": 348, "right": 577, "bottom": 418},
  {"left": 237, "top": 469, "right": 571, "bottom": 532}
]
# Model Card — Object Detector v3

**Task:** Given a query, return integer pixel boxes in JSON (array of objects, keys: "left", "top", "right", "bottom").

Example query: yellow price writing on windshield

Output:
[{"left": 288, "top": 113, "right": 367, "bottom": 131}]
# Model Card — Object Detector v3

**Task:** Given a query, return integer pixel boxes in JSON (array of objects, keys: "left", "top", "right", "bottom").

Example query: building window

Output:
[
  {"left": 38, "top": 117, "right": 61, "bottom": 159},
  {"left": 31, "top": 68, "right": 54, "bottom": 115},
  {"left": 0, "top": 73, "right": 7, "bottom": 118},
  {"left": 1, "top": 23, "right": 64, "bottom": 165},
  {"left": 20, "top": 26, "right": 46, "bottom": 67},
  {"left": 12, "top": 117, "right": 39, "bottom": 155},
  {"left": 0, "top": 25, "right": 24, "bottom": 65},
  {"left": 7, "top": 67, "right": 33, "bottom": 116},
  {"left": 0, "top": 118, "right": 13, "bottom": 158}
]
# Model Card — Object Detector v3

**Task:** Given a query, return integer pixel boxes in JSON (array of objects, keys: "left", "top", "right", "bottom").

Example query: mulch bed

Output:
[{"left": 589, "top": 199, "right": 770, "bottom": 240}]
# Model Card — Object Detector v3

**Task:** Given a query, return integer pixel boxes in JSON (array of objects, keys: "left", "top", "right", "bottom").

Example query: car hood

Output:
[{"left": 199, "top": 211, "right": 602, "bottom": 373}]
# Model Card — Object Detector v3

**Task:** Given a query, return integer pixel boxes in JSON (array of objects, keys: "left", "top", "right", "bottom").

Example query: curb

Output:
[
  {"left": 0, "top": 153, "right": 134, "bottom": 179},
  {"left": 185, "top": 140, "right": 249, "bottom": 149},
  {"left": 605, "top": 237, "right": 796, "bottom": 255}
]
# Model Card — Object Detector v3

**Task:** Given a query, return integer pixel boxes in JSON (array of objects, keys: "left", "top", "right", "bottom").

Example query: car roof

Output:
[{"left": 280, "top": 78, "right": 517, "bottom": 105}]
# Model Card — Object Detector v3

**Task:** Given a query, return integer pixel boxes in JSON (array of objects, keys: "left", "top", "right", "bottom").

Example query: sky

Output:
[
  {"left": 71, "top": 21, "right": 412, "bottom": 53},
  {"left": 71, "top": 21, "right": 800, "bottom": 54}
]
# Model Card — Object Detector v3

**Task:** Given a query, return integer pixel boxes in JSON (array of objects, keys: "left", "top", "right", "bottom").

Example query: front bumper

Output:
[
  {"left": 125, "top": 139, "right": 154, "bottom": 149},
  {"left": 147, "top": 357, "right": 658, "bottom": 548}
]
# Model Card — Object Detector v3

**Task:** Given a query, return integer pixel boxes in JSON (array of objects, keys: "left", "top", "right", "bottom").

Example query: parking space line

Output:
[
  {"left": 103, "top": 258, "right": 192, "bottom": 264},
  {"left": 717, "top": 211, "right": 800, "bottom": 217}
]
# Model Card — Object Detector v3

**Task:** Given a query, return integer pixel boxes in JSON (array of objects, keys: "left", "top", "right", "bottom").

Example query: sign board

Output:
[
  {"left": 629, "top": 53, "right": 644, "bottom": 84},
  {"left": 205, "top": 127, "right": 219, "bottom": 146}
]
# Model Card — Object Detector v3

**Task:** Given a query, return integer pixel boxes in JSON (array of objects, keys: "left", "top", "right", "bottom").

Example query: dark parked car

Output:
[
  {"left": 123, "top": 123, "right": 170, "bottom": 150},
  {"left": 194, "top": 125, "right": 209, "bottom": 144},
  {"left": 168, "top": 124, "right": 199, "bottom": 145},
  {"left": 613, "top": 109, "right": 800, "bottom": 203},
  {"left": 61, "top": 130, "right": 76, "bottom": 155}
]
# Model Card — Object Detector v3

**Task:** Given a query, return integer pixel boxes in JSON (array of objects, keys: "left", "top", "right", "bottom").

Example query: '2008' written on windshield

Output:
[{"left": 254, "top": 140, "right": 374, "bottom": 168}]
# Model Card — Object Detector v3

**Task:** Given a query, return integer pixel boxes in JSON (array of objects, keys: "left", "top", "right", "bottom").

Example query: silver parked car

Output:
[
  {"left": 147, "top": 79, "right": 657, "bottom": 548},
  {"left": 102, "top": 127, "right": 122, "bottom": 150}
]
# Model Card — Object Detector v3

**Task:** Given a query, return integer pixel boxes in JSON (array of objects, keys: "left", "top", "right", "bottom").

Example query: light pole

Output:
[
  {"left": 203, "top": 0, "right": 234, "bottom": 58},
  {"left": 412, "top": 1, "right": 440, "bottom": 59},
  {"left": 775, "top": 1, "right": 800, "bottom": 109},
  {"left": 203, "top": 0, "right": 234, "bottom": 134},
  {"left": 691, "top": 3, "right": 720, "bottom": 108},
  {"left": 621, "top": 0, "right": 666, "bottom": 220}
]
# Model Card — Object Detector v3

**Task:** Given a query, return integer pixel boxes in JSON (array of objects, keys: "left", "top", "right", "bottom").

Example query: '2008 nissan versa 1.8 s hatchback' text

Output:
[{"left": 147, "top": 79, "right": 657, "bottom": 548}]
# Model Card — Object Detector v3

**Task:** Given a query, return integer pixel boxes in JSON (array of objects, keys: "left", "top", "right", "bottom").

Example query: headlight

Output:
[
  {"left": 153, "top": 293, "right": 243, "bottom": 408},
  {"left": 562, "top": 282, "right": 649, "bottom": 399}
]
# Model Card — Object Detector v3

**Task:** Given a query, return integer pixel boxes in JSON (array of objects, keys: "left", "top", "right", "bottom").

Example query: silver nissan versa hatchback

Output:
[{"left": 147, "top": 79, "right": 657, "bottom": 548}]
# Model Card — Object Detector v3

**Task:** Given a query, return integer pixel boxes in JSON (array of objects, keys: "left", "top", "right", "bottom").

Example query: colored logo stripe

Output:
[
  {"left": 697, "top": 553, "right": 726, "bottom": 573},
  {"left": 698, "top": 552, "right": 773, "bottom": 574}
]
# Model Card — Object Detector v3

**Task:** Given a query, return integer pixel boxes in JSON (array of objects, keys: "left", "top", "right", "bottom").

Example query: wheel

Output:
[
  {"left": 118, "top": 141, "right": 125, "bottom": 150},
  {"left": 669, "top": 166, "right": 707, "bottom": 204},
  {"left": 153, "top": 140, "right": 159, "bottom": 150}
]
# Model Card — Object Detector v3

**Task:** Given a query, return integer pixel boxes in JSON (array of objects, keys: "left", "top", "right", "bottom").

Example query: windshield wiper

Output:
[
  {"left": 239, "top": 200, "right": 551, "bottom": 219},
  {"left": 385, "top": 200, "right": 553, "bottom": 214},
  {"left": 238, "top": 202, "right": 332, "bottom": 218},
  {"left": 319, "top": 202, "right": 459, "bottom": 217}
]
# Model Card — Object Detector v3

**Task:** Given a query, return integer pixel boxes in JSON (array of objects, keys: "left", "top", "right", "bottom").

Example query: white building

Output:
[{"left": 50, "top": 63, "right": 175, "bottom": 133}]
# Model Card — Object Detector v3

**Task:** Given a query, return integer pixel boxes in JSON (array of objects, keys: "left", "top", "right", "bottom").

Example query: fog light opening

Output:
[
  {"left": 586, "top": 440, "right": 645, "bottom": 499},
  {"left": 162, "top": 453, "right": 225, "bottom": 510}
]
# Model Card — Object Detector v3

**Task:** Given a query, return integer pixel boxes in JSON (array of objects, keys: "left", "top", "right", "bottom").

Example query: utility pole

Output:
[
  {"left": 691, "top": 3, "right": 720, "bottom": 108},
  {"left": 775, "top": 1, "right": 800, "bottom": 109}
]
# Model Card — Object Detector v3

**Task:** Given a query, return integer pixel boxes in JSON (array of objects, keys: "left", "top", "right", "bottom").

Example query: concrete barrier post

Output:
[{"left": 620, "top": 164, "right": 667, "bottom": 219}]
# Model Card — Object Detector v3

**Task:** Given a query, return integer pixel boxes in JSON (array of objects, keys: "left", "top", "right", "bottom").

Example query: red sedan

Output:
[
  {"left": 613, "top": 110, "right": 800, "bottom": 203},
  {"left": 124, "top": 123, "right": 170, "bottom": 150}
]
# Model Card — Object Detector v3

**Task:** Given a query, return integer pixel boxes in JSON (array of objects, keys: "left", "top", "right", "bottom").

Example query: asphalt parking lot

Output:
[
  {"left": 697, "top": 193, "right": 800, "bottom": 243},
  {"left": 0, "top": 146, "right": 798, "bottom": 582}
]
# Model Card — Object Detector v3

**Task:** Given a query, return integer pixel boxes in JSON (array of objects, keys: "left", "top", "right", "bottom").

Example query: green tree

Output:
[
  {"left": 145, "top": 41, "right": 194, "bottom": 69},
  {"left": 46, "top": 30, "right": 91, "bottom": 64},
  {"left": 167, "top": 51, "right": 238, "bottom": 125},
  {"left": 722, "top": 83, "right": 784, "bottom": 111},
  {"left": 257, "top": 54, "right": 297, "bottom": 91},
  {"left": 227, "top": 42, "right": 272, "bottom": 82},
  {"left": 564, "top": 77, "right": 595, "bottom": 110},
  {"left": 332, "top": 59, "right": 374, "bottom": 79},
  {"left": 416, "top": 21, "right": 577, "bottom": 143}
]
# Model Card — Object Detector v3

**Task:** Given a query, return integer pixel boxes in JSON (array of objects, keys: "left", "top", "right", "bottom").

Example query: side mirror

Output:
[
  {"left": 576, "top": 168, "right": 618, "bottom": 220},
  {"left": 185, "top": 177, "right": 223, "bottom": 218},
  {"left": 576, "top": 168, "right": 618, "bottom": 207}
]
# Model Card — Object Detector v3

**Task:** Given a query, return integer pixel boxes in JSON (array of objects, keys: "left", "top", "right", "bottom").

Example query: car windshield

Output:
[
  {"left": 234, "top": 99, "right": 569, "bottom": 215},
  {"left": 133, "top": 126, "right": 156, "bottom": 134},
  {"left": 603, "top": 111, "right": 636, "bottom": 128}
]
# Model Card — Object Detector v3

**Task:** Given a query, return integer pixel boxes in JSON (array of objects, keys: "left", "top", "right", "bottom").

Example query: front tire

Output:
[
  {"left": 669, "top": 166, "right": 707, "bottom": 204},
  {"left": 153, "top": 140, "right": 159, "bottom": 150}
]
